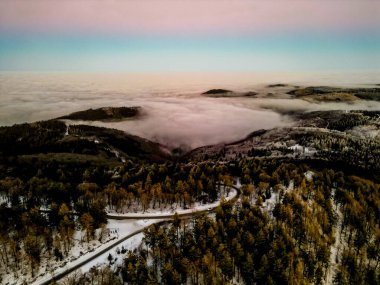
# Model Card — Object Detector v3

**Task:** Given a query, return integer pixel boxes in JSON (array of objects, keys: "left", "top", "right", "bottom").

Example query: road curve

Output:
[
  {"left": 36, "top": 220, "right": 169, "bottom": 285},
  {"left": 107, "top": 187, "right": 238, "bottom": 220},
  {"left": 34, "top": 186, "right": 240, "bottom": 285}
]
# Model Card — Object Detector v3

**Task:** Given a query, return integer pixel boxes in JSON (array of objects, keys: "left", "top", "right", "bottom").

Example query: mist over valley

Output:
[{"left": 1, "top": 71, "right": 380, "bottom": 150}]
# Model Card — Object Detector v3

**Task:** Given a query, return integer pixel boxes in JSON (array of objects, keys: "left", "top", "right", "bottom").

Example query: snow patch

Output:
[
  {"left": 304, "top": 170, "right": 314, "bottom": 181},
  {"left": 261, "top": 191, "right": 279, "bottom": 214},
  {"left": 288, "top": 144, "right": 317, "bottom": 154}
]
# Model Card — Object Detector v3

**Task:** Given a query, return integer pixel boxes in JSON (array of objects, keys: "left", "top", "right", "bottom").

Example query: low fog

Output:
[
  {"left": 1, "top": 72, "right": 380, "bottom": 150},
  {"left": 72, "top": 98, "right": 292, "bottom": 150}
]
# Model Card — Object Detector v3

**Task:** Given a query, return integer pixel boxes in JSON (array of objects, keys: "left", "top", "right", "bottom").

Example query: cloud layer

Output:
[{"left": 1, "top": 72, "right": 380, "bottom": 149}]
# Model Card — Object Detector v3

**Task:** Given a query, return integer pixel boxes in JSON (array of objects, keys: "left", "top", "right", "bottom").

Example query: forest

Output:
[
  {"left": 59, "top": 159, "right": 380, "bottom": 285},
  {"left": 0, "top": 151, "right": 232, "bottom": 283},
  {"left": 0, "top": 117, "right": 379, "bottom": 285}
]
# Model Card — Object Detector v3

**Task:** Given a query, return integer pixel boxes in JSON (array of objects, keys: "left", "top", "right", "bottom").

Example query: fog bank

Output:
[{"left": 1, "top": 72, "right": 379, "bottom": 149}]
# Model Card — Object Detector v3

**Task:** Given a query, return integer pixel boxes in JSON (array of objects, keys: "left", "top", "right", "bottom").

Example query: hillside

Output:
[
  {"left": 186, "top": 110, "right": 380, "bottom": 180},
  {"left": 202, "top": 89, "right": 258, "bottom": 98},
  {"left": 287, "top": 86, "right": 380, "bottom": 102},
  {"left": 0, "top": 119, "right": 170, "bottom": 164},
  {"left": 57, "top": 106, "right": 140, "bottom": 121},
  {"left": 0, "top": 107, "right": 379, "bottom": 285}
]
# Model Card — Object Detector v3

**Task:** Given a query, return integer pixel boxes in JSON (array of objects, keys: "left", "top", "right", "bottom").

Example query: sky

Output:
[{"left": 0, "top": 0, "right": 379, "bottom": 72}]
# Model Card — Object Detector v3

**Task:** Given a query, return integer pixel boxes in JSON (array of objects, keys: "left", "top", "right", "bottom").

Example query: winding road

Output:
[{"left": 32, "top": 186, "right": 239, "bottom": 285}]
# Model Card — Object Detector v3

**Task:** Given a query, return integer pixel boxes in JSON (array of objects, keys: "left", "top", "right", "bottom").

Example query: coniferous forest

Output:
[
  {"left": 64, "top": 160, "right": 379, "bottom": 285},
  {"left": 0, "top": 115, "right": 379, "bottom": 285}
]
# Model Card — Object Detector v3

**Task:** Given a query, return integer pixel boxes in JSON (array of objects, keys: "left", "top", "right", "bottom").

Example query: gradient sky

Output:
[{"left": 0, "top": 0, "right": 379, "bottom": 72}]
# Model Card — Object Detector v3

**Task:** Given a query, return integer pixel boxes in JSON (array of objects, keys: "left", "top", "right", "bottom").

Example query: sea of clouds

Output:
[{"left": 1, "top": 72, "right": 379, "bottom": 149}]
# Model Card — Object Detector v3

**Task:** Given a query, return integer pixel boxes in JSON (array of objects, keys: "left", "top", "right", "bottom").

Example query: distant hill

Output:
[
  {"left": 0, "top": 119, "right": 170, "bottom": 164},
  {"left": 68, "top": 124, "right": 170, "bottom": 162},
  {"left": 202, "top": 89, "right": 232, "bottom": 95},
  {"left": 287, "top": 86, "right": 380, "bottom": 102},
  {"left": 267, "top": 83, "right": 289, "bottom": 87},
  {"left": 57, "top": 106, "right": 140, "bottom": 121},
  {"left": 202, "top": 89, "right": 257, "bottom": 98}
]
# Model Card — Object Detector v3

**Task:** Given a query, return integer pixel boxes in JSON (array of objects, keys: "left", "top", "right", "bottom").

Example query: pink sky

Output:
[{"left": 0, "top": 0, "right": 379, "bottom": 36}]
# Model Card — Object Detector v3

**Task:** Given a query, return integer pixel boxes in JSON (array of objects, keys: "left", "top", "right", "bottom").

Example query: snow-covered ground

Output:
[
  {"left": 2, "top": 228, "right": 119, "bottom": 285},
  {"left": 304, "top": 170, "right": 314, "bottom": 181},
  {"left": 80, "top": 232, "right": 144, "bottom": 273},
  {"left": 107, "top": 188, "right": 237, "bottom": 218},
  {"left": 27, "top": 187, "right": 239, "bottom": 285},
  {"left": 261, "top": 191, "right": 279, "bottom": 214},
  {"left": 325, "top": 189, "right": 344, "bottom": 285},
  {"left": 288, "top": 144, "right": 316, "bottom": 154},
  {"left": 79, "top": 219, "right": 157, "bottom": 273},
  {"left": 30, "top": 219, "right": 158, "bottom": 285},
  {"left": 260, "top": 180, "right": 293, "bottom": 216}
]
